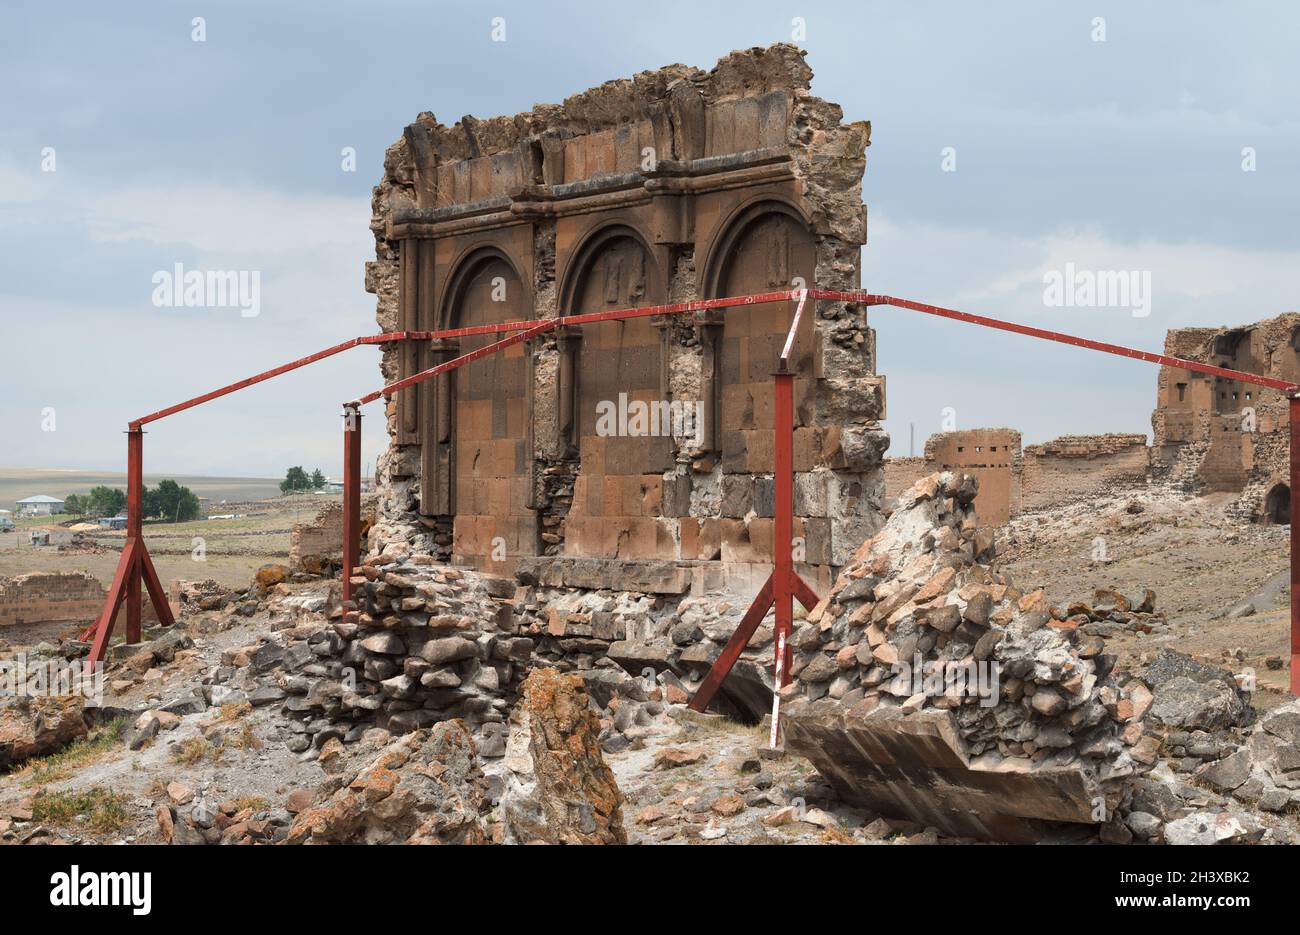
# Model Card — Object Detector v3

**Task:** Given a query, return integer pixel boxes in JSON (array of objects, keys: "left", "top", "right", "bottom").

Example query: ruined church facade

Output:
[{"left": 364, "top": 45, "right": 887, "bottom": 595}]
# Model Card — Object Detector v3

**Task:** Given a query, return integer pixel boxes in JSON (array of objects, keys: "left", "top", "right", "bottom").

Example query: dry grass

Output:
[
  {"left": 31, "top": 788, "right": 130, "bottom": 834},
  {"left": 13, "top": 718, "right": 126, "bottom": 786},
  {"left": 218, "top": 702, "right": 252, "bottom": 722},
  {"left": 233, "top": 723, "right": 261, "bottom": 751},
  {"left": 227, "top": 795, "right": 269, "bottom": 814},
  {"left": 170, "top": 736, "right": 221, "bottom": 765}
]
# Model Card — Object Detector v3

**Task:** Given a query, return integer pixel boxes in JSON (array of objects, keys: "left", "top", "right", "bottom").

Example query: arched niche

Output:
[
  {"left": 1264, "top": 481, "right": 1290, "bottom": 525},
  {"left": 702, "top": 201, "right": 817, "bottom": 471},
  {"left": 436, "top": 247, "right": 537, "bottom": 564},
  {"left": 559, "top": 225, "right": 672, "bottom": 552}
]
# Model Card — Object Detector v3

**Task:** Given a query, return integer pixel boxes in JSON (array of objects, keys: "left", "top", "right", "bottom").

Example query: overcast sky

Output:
[{"left": 3, "top": 1, "right": 1297, "bottom": 478}]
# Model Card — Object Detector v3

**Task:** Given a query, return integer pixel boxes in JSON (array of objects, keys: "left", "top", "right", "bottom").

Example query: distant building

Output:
[{"left": 16, "top": 495, "right": 65, "bottom": 516}]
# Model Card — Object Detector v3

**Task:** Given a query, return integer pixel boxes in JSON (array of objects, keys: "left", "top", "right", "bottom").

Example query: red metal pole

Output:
[
  {"left": 773, "top": 368, "right": 794, "bottom": 688},
  {"left": 687, "top": 574, "right": 775, "bottom": 714},
  {"left": 1290, "top": 395, "right": 1299, "bottom": 695},
  {"left": 125, "top": 425, "right": 143, "bottom": 643},
  {"left": 342, "top": 404, "right": 362, "bottom": 615}
]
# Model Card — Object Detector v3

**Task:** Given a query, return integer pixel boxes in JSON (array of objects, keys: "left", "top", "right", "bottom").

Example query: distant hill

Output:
[{"left": 0, "top": 467, "right": 282, "bottom": 507}]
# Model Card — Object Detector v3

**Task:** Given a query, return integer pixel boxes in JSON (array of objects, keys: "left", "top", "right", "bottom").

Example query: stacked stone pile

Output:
[
  {"left": 517, "top": 586, "right": 662, "bottom": 672},
  {"left": 202, "top": 553, "right": 529, "bottom": 753},
  {"left": 785, "top": 471, "right": 1151, "bottom": 778},
  {"left": 1066, "top": 587, "right": 1168, "bottom": 636}
]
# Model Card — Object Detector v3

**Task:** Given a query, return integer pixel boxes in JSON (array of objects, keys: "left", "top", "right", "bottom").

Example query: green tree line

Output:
[
  {"left": 280, "top": 466, "right": 327, "bottom": 494},
  {"left": 64, "top": 480, "right": 201, "bottom": 523}
]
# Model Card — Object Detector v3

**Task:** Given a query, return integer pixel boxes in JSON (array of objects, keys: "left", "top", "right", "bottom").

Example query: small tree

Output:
[
  {"left": 85, "top": 486, "right": 127, "bottom": 518},
  {"left": 64, "top": 493, "right": 84, "bottom": 515},
  {"left": 280, "top": 466, "right": 311, "bottom": 495},
  {"left": 311, "top": 469, "right": 326, "bottom": 489}
]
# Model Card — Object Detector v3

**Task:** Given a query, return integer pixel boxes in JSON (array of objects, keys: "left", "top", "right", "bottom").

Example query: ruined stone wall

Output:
[
  {"left": 364, "top": 45, "right": 887, "bottom": 596},
  {"left": 290, "top": 498, "right": 378, "bottom": 575},
  {"left": 885, "top": 430, "right": 1152, "bottom": 520},
  {"left": 0, "top": 572, "right": 104, "bottom": 629},
  {"left": 1151, "top": 313, "right": 1299, "bottom": 519},
  {"left": 0, "top": 570, "right": 177, "bottom": 633},
  {"left": 1020, "top": 434, "right": 1149, "bottom": 512},
  {"left": 883, "top": 429, "right": 1021, "bottom": 524},
  {"left": 882, "top": 456, "right": 927, "bottom": 505}
]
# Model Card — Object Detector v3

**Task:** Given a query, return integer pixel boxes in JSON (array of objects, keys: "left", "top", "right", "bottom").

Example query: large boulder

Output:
[
  {"left": 499, "top": 668, "right": 625, "bottom": 844},
  {"left": 285, "top": 720, "right": 491, "bottom": 844},
  {"left": 1138, "top": 650, "right": 1251, "bottom": 730},
  {"left": 0, "top": 695, "right": 87, "bottom": 769}
]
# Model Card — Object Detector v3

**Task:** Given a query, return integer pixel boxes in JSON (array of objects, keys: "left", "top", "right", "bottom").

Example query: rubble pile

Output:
[
  {"left": 177, "top": 579, "right": 242, "bottom": 614},
  {"left": 517, "top": 586, "right": 662, "bottom": 672},
  {"left": 786, "top": 472, "right": 1145, "bottom": 765},
  {"left": 200, "top": 553, "right": 529, "bottom": 754},
  {"left": 1119, "top": 696, "right": 1300, "bottom": 843},
  {"left": 286, "top": 719, "right": 492, "bottom": 844},
  {"left": 1063, "top": 587, "right": 1169, "bottom": 637},
  {"left": 782, "top": 472, "right": 1154, "bottom": 840}
]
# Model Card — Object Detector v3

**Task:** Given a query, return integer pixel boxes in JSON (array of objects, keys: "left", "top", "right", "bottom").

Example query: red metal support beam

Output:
[
  {"left": 811, "top": 290, "right": 1300, "bottom": 394},
  {"left": 125, "top": 426, "right": 143, "bottom": 643},
  {"left": 131, "top": 331, "right": 431, "bottom": 428},
  {"left": 687, "top": 575, "right": 774, "bottom": 714},
  {"left": 1291, "top": 396, "right": 1299, "bottom": 695},
  {"left": 342, "top": 404, "right": 362, "bottom": 615},
  {"left": 82, "top": 285, "right": 1300, "bottom": 696},
  {"left": 354, "top": 321, "right": 557, "bottom": 407},
  {"left": 689, "top": 290, "right": 820, "bottom": 735}
]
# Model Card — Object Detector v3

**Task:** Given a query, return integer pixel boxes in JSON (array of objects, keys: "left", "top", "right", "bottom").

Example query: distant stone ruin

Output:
[
  {"left": 1151, "top": 311, "right": 1300, "bottom": 521},
  {"left": 885, "top": 429, "right": 1148, "bottom": 523}
]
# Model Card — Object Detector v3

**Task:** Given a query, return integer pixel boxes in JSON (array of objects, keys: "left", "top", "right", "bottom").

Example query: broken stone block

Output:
[{"left": 499, "top": 668, "right": 625, "bottom": 844}]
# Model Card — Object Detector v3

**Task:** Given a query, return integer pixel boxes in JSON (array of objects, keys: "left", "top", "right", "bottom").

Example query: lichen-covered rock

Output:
[
  {"left": 0, "top": 695, "right": 87, "bottom": 769},
  {"left": 499, "top": 668, "right": 625, "bottom": 844},
  {"left": 254, "top": 563, "right": 288, "bottom": 596},
  {"left": 285, "top": 719, "right": 490, "bottom": 844}
]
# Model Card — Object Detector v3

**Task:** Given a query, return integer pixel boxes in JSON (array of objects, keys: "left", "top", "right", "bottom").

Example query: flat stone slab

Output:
[
  {"left": 515, "top": 557, "right": 690, "bottom": 595},
  {"left": 784, "top": 698, "right": 1108, "bottom": 843}
]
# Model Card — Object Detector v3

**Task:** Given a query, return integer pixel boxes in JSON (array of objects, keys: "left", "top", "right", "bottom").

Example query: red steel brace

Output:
[
  {"left": 83, "top": 332, "right": 426, "bottom": 667},
  {"left": 83, "top": 287, "right": 1300, "bottom": 696},
  {"left": 1292, "top": 396, "right": 1300, "bottom": 694},
  {"left": 690, "top": 290, "right": 820, "bottom": 730},
  {"left": 339, "top": 322, "right": 557, "bottom": 610}
]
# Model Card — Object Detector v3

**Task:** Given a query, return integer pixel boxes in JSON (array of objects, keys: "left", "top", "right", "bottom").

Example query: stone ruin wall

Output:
[
  {"left": 885, "top": 430, "right": 1148, "bottom": 522},
  {"left": 0, "top": 570, "right": 176, "bottom": 633},
  {"left": 363, "top": 45, "right": 888, "bottom": 599},
  {"left": 0, "top": 572, "right": 105, "bottom": 629},
  {"left": 1151, "top": 312, "right": 1300, "bottom": 520},
  {"left": 1018, "top": 434, "right": 1149, "bottom": 512},
  {"left": 883, "top": 428, "right": 1021, "bottom": 524}
]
